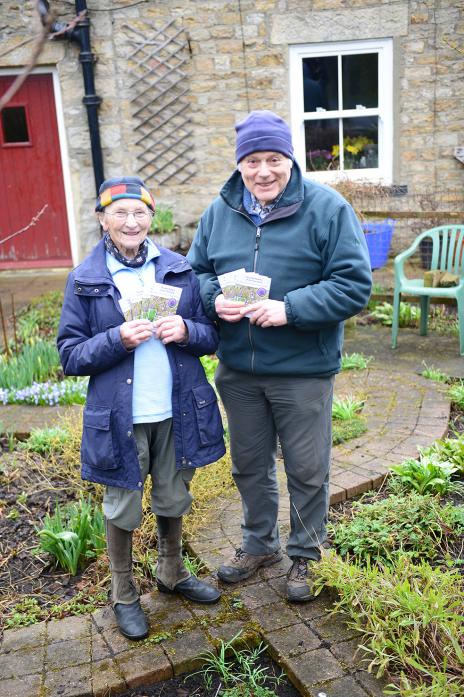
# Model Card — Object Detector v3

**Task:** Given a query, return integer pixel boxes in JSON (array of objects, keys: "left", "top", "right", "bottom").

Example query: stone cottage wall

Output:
[{"left": 0, "top": 0, "right": 462, "bottom": 263}]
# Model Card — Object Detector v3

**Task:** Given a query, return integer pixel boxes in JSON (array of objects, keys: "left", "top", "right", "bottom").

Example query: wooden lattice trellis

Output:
[{"left": 122, "top": 19, "right": 196, "bottom": 187}]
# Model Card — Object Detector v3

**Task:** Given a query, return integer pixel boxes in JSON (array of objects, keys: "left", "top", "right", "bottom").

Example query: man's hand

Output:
[
  {"left": 240, "top": 299, "right": 288, "bottom": 328},
  {"left": 154, "top": 315, "right": 188, "bottom": 344},
  {"left": 215, "top": 293, "right": 245, "bottom": 323},
  {"left": 120, "top": 319, "right": 154, "bottom": 350}
]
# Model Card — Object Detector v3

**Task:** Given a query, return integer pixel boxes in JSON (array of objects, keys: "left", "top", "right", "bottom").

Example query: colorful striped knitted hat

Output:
[{"left": 95, "top": 176, "right": 156, "bottom": 212}]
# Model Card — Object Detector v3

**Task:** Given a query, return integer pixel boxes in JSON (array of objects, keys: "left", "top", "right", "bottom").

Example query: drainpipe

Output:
[{"left": 39, "top": 0, "right": 105, "bottom": 195}]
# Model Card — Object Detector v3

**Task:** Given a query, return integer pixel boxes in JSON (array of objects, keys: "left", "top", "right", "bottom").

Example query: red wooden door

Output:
[{"left": 0, "top": 73, "right": 72, "bottom": 268}]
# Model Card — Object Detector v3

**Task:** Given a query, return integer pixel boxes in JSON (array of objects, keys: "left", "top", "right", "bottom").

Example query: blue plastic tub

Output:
[{"left": 362, "top": 218, "right": 396, "bottom": 270}]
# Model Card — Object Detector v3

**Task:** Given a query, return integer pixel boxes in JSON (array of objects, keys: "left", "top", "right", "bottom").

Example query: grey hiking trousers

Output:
[{"left": 215, "top": 362, "right": 334, "bottom": 561}]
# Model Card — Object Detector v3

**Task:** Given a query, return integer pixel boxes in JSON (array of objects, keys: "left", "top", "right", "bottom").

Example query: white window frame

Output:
[{"left": 289, "top": 38, "right": 393, "bottom": 184}]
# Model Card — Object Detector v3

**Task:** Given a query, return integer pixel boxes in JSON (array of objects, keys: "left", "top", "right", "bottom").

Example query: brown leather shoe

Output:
[
  {"left": 217, "top": 547, "right": 283, "bottom": 583},
  {"left": 286, "top": 557, "right": 317, "bottom": 603}
]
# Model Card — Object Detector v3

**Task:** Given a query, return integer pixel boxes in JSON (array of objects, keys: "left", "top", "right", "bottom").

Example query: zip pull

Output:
[{"left": 253, "top": 227, "right": 261, "bottom": 272}]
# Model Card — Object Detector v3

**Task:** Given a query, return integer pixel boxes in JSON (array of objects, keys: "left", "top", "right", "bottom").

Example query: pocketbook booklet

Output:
[
  {"left": 118, "top": 283, "right": 182, "bottom": 321},
  {"left": 218, "top": 268, "right": 271, "bottom": 304}
]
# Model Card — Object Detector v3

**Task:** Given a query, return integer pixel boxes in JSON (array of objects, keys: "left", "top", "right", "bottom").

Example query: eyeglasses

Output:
[{"left": 106, "top": 210, "right": 151, "bottom": 222}]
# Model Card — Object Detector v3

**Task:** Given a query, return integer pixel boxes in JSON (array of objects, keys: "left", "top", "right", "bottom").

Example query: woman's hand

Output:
[
  {"left": 215, "top": 293, "right": 245, "bottom": 323},
  {"left": 120, "top": 319, "right": 154, "bottom": 349},
  {"left": 154, "top": 315, "right": 188, "bottom": 344}
]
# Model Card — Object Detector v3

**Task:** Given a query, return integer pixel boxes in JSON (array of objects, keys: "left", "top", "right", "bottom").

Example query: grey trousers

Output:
[
  {"left": 215, "top": 362, "right": 334, "bottom": 561},
  {"left": 103, "top": 419, "right": 195, "bottom": 531}
]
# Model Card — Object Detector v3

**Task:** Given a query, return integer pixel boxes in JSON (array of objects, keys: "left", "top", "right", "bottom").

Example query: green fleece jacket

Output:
[{"left": 187, "top": 163, "right": 372, "bottom": 377}]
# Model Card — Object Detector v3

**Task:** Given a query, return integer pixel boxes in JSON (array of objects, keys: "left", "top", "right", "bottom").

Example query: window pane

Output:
[
  {"left": 343, "top": 116, "right": 378, "bottom": 169},
  {"left": 1, "top": 106, "right": 29, "bottom": 143},
  {"left": 302, "top": 57, "right": 338, "bottom": 112},
  {"left": 342, "top": 53, "right": 378, "bottom": 109},
  {"left": 304, "top": 118, "right": 340, "bottom": 171}
]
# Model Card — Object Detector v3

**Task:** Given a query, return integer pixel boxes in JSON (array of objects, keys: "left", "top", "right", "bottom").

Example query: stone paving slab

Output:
[{"left": 0, "top": 360, "right": 452, "bottom": 696}]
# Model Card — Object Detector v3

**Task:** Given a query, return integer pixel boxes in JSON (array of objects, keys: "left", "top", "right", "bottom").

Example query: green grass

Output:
[
  {"left": 421, "top": 362, "right": 449, "bottom": 383},
  {"left": 191, "top": 632, "right": 282, "bottom": 697},
  {"left": 315, "top": 553, "right": 464, "bottom": 696}
]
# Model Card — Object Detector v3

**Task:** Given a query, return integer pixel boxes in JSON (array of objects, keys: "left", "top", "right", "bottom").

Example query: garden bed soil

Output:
[{"left": 117, "top": 654, "right": 300, "bottom": 697}]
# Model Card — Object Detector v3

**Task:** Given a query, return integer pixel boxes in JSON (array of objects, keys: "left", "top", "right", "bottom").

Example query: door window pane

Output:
[
  {"left": 342, "top": 116, "right": 378, "bottom": 169},
  {"left": 342, "top": 53, "right": 378, "bottom": 109},
  {"left": 1, "top": 106, "right": 29, "bottom": 143},
  {"left": 302, "top": 56, "right": 338, "bottom": 112},
  {"left": 304, "top": 118, "right": 339, "bottom": 171}
]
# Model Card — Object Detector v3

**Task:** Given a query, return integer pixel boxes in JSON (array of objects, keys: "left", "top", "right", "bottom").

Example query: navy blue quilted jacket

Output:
[{"left": 57, "top": 240, "right": 225, "bottom": 491}]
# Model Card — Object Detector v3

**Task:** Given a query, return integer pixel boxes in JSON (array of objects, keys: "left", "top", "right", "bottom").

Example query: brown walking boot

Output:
[
  {"left": 286, "top": 556, "right": 317, "bottom": 603},
  {"left": 217, "top": 547, "right": 283, "bottom": 583}
]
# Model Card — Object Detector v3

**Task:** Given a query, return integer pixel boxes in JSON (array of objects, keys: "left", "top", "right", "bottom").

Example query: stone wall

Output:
[{"left": 1, "top": 0, "right": 462, "bottom": 263}]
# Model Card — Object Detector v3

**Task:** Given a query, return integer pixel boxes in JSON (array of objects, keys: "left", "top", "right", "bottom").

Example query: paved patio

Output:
[
  {"left": 0, "top": 356, "right": 451, "bottom": 697},
  {"left": 0, "top": 268, "right": 459, "bottom": 697}
]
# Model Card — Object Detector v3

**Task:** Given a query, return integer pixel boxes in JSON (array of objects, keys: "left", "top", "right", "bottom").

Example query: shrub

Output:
[{"left": 329, "top": 493, "right": 464, "bottom": 566}]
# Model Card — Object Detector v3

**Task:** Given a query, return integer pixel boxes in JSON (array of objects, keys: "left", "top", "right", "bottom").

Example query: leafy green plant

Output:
[
  {"left": 314, "top": 553, "right": 464, "bottom": 696},
  {"left": 448, "top": 380, "right": 464, "bottom": 410},
  {"left": 200, "top": 354, "right": 218, "bottom": 384},
  {"left": 4, "top": 597, "right": 43, "bottom": 628},
  {"left": 341, "top": 352, "right": 372, "bottom": 371},
  {"left": 370, "top": 301, "right": 420, "bottom": 327},
  {"left": 36, "top": 496, "right": 105, "bottom": 576},
  {"left": 421, "top": 362, "right": 449, "bottom": 382},
  {"left": 329, "top": 493, "right": 464, "bottom": 566},
  {"left": 389, "top": 455, "right": 464, "bottom": 497},
  {"left": 0, "top": 339, "right": 61, "bottom": 389},
  {"left": 150, "top": 205, "right": 175, "bottom": 234},
  {"left": 190, "top": 632, "right": 281, "bottom": 697},
  {"left": 332, "top": 395, "right": 364, "bottom": 420},
  {"left": 20, "top": 426, "right": 71, "bottom": 455},
  {"left": 421, "top": 435, "right": 464, "bottom": 477}
]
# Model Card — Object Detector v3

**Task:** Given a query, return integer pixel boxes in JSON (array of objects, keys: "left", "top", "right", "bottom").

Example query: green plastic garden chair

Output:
[{"left": 391, "top": 225, "right": 464, "bottom": 355}]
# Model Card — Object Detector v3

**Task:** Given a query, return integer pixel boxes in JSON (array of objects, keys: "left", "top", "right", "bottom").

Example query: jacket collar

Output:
[
  {"left": 219, "top": 159, "right": 305, "bottom": 218},
  {"left": 74, "top": 239, "right": 191, "bottom": 284}
]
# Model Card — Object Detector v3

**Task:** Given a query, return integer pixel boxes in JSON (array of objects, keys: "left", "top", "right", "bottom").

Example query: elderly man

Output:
[
  {"left": 57, "top": 177, "right": 225, "bottom": 640},
  {"left": 187, "top": 111, "right": 372, "bottom": 602}
]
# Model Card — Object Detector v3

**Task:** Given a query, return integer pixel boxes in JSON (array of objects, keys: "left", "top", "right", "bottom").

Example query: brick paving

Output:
[{"left": 0, "top": 359, "right": 451, "bottom": 697}]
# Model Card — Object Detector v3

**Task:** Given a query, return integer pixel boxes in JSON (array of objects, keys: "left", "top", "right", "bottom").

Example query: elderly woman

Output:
[{"left": 57, "top": 176, "right": 225, "bottom": 641}]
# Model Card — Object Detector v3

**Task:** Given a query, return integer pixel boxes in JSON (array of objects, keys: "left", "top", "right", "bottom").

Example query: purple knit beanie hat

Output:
[{"left": 235, "top": 110, "right": 294, "bottom": 163}]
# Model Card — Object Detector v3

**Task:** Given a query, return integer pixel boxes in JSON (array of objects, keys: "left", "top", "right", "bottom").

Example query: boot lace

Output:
[
  {"left": 232, "top": 548, "right": 246, "bottom": 563},
  {"left": 292, "top": 557, "right": 308, "bottom": 581}
]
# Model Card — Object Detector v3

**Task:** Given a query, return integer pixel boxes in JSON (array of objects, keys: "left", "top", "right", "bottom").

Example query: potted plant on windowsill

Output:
[{"left": 149, "top": 205, "right": 181, "bottom": 250}]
